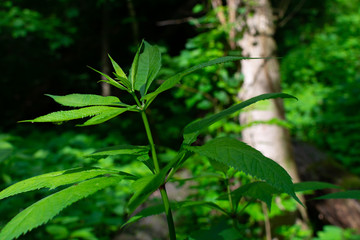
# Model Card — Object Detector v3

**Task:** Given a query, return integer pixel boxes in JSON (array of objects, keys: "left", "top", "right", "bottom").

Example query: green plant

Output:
[{"left": 1, "top": 40, "right": 359, "bottom": 240}]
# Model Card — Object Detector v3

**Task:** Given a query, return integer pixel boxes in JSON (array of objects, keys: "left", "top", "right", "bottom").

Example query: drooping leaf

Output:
[
  {"left": 294, "top": 181, "right": 341, "bottom": 192},
  {"left": 183, "top": 93, "right": 297, "bottom": 144},
  {"left": 89, "top": 145, "right": 150, "bottom": 156},
  {"left": 77, "top": 107, "right": 128, "bottom": 126},
  {"left": 122, "top": 200, "right": 228, "bottom": 228},
  {"left": 218, "top": 181, "right": 280, "bottom": 209},
  {"left": 45, "top": 94, "right": 122, "bottom": 107},
  {"left": 0, "top": 167, "right": 119, "bottom": 200},
  {"left": 314, "top": 190, "right": 360, "bottom": 200},
  {"left": 19, "top": 106, "right": 124, "bottom": 124},
  {"left": 186, "top": 137, "right": 302, "bottom": 205},
  {"left": 141, "top": 56, "right": 267, "bottom": 106},
  {"left": 0, "top": 176, "right": 122, "bottom": 240}
]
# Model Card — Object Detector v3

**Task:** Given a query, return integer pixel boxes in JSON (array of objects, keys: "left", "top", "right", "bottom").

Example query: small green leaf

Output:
[
  {"left": 88, "top": 66, "right": 128, "bottom": 91},
  {"left": 141, "top": 56, "right": 266, "bottom": 106},
  {"left": 89, "top": 145, "right": 150, "bottom": 156},
  {"left": 294, "top": 181, "right": 341, "bottom": 192},
  {"left": 45, "top": 94, "right": 122, "bottom": 107},
  {"left": 314, "top": 190, "right": 360, "bottom": 200},
  {"left": 183, "top": 93, "right": 297, "bottom": 144},
  {"left": 108, "top": 54, "right": 127, "bottom": 79},
  {"left": 19, "top": 106, "right": 124, "bottom": 124},
  {"left": 0, "top": 167, "right": 119, "bottom": 200},
  {"left": 186, "top": 137, "right": 302, "bottom": 205},
  {"left": 0, "top": 176, "right": 122, "bottom": 240}
]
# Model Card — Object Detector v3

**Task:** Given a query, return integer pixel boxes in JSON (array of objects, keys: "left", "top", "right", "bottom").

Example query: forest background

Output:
[{"left": 0, "top": 0, "right": 359, "bottom": 239}]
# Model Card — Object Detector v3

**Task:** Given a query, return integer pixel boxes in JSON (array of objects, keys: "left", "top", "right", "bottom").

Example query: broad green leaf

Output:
[
  {"left": 141, "top": 56, "right": 265, "bottom": 105},
  {"left": 135, "top": 41, "right": 161, "bottom": 96},
  {"left": 108, "top": 54, "right": 127, "bottom": 79},
  {"left": 218, "top": 181, "right": 280, "bottom": 209},
  {"left": 89, "top": 145, "right": 150, "bottom": 156},
  {"left": 129, "top": 41, "right": 144, "bottom": 91},
  {"left": 294, "top": 181, "right": 341, "bottom": 192},
  {"left": 45, "top": 94, "right": 122, "bottom": 107},
  {"left": 314, "top": 190, "right": 360, "bottom": 200},
  {"left": 0, "top": 176, "right": 122, "bottom": 240},
  {"left": 183, "top": 93, "right": 297, "bottom": 144},
  {"left": 0, "top": 167, "right": 118, "bottom": 200},
  {"left": 77, "top": 107, "right": 128, "bottom": 126},
  {"left": 186, "top": 137, "right": 302, "bottom": 205},
  {"left": 19, "top": 106, "right": 123, "bottom": 124},
  {"left": 122, "top": 201, "right": 228, "bottom": 228}
]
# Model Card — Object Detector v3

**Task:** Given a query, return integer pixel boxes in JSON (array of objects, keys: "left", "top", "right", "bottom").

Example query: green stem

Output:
[{"left": 138, "top": 104, "right": 176, "bottom": 240}]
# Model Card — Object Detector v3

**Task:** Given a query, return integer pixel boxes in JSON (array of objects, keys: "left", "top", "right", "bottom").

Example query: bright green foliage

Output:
[
  {"left": 89, "top": 145, "right": 149, "bottom": 156},
  {"left": 1, "top": 40, "right": 353, "bottom": 240},
  {"left": 0, "top": 176, "right": 122, "bottom": 240},
  {"left": 0, "top": 167, "right": 119, "bottom": 200},
  {"left": 186, "top": 137, "right": 300, "bottom": 205},
  {"left": 20, "top": 106, "right": 129, "bottom": 126},
  {"left": 45, "top": 94, "right": 123, "bottom": 107}
]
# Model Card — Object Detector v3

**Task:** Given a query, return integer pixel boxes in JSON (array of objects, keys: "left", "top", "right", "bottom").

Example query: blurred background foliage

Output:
[{"left": 1, "top": 0, "right": 359, "bottom": 239}]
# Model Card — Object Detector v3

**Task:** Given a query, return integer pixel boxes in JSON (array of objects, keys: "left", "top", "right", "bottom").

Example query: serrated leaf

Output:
[
  {"left": 89, "top": 145, "right": 150, "bottom": 156},
  {"left": 186, "top": 137, "right": 302, "bottom": 205},
  {"left": 45, "top": 94, "right": 122, "bottom": 107},
  {"left": 122, "top": 200, "right": 228, "bottom": 228},
  {"left": 183, "top": 93, "right": 297, "bottom": 144},
  {"left": 0, "top": 176, "right": 122, "bottom": 240},
  {"left": 294, "top": 181, "right": 341, "bottom": 192},
  {"left": 19, "top": 106, "right": 123, "bottom": 124},
  {"left": 218, "top": 181, "right": 280, "bottom": 209},
  {"left": 141, "top": 56, "right": 265, "bottom": 105},
  {"left": 314, "top": 190, "right": 360, "bottom": 200},
  {"left": 77, "top": 107, "right": 128, "bottom": 126},
  {"left": 0, "top": 167, "right": 119, "bottom": 200}
]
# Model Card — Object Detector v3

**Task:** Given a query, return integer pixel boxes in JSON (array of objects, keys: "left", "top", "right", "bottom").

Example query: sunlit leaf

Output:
[
  {"left": 77, "top": 107, "right": 128, "bottom": 126},
  {"left": 45, "top": 94, "right": 122, "bottom": 107},
  {"left": 89, "top": 145, "right": 150, "bottom": 156},
  {"left": 19, "top": 106, "right": 124, "bottom": 124},
  {"left": 0, "top": 167, "right": 119, "bottom": 200},
  {"left": 183, "top": 93, "right": 297, "bottom": 144},
  {"left": 186, "top": 137, "right": 302, "bottom": 205},
  {"left": 0, "top": 176, "right": 122, "bottom": 240}
]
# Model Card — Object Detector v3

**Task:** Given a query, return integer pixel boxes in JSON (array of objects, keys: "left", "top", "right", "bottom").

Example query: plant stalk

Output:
[{"left": 140, "top": 109, "right": 176, "bottom": 240}]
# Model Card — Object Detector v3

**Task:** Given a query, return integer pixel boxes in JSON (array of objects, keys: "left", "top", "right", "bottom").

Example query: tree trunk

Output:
[
  {"left": 236, "top": 0, "right": 308, "bottom": 224},
  {"left": 100, "top": 0, "right": 111, "bottom": 96}
]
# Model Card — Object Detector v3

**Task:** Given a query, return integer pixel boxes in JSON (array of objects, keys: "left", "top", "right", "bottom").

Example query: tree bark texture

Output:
[{"left": 237, "top": 0, "right": 301, "bottom": 184}]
